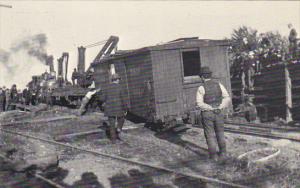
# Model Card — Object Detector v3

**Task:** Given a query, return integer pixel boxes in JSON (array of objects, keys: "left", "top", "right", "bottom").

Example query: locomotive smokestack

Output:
[
  {"left": 57, "top": 57, "right": 63, "bottom": 79},
  {"left": 78, "top": 46, "right": 86, "bottom": 74},
  {"left": 63, "top": 52, "right": 69, "bottom": 82},
  {"left": 46, "top": 55, "right": 54, "bottom": 73}
]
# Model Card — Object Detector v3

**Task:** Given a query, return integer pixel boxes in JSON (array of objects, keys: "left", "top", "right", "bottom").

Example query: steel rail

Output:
[
  {"left": 223, "top": 127, "right": 300, "bottom": 143},
  {"left": 193, "top": 123, "right": 300, "bottom": 142},
  {"left": 0, "top": 128, "right": 249, "bottom": 188},
  {"left": 34, "top": 173, "right": 66, "bottom": 188},
  {"left": 225, "top": 121, "right": 300, "bottom": 132}
]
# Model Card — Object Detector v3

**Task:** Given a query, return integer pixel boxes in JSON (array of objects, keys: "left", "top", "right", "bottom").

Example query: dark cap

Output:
[{"left": 200, "top": 66, "right": 212, "bottom": 75}]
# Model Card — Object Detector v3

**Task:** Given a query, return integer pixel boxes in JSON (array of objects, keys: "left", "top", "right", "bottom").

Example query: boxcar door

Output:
[
  {"left": 151, "top": 50, "right": 184, "bottom": 120},
  {"left": 124, "top": 52, "right": 153, "bottom": 119}
]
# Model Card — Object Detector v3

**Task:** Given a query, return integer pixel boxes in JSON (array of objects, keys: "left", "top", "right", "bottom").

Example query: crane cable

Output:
[{"left": 84, "top": 40, "right": 108, "bottom": 48}]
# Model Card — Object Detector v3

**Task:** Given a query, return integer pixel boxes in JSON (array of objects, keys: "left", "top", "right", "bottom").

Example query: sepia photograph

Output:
[{"left": 0, "top": 1, "right": 299, "bottom": 187}]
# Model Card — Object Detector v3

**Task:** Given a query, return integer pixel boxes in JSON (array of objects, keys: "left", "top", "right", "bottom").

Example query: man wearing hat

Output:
[
  {"left": 196, "top": 66, "right": 231, "bottom": 161},
  {"left": 101, "top": 73, "right": 128, "bottom": 143}
]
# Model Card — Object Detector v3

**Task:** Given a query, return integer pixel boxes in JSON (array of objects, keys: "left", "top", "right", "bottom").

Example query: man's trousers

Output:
[
  {"left": 201, "top": 110, "right": 226, "bottom": 157},
  {"left": 108, "top": 116, "right": 125, "bottom": 141}
]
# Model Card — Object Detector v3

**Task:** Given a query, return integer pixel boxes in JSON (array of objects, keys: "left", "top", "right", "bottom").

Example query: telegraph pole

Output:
[
  {"left": 0, "top": 4, "right": 12, "bottom": 8},
  {"left": 0, "top": 3, "right": 12, "bottom": 48}
]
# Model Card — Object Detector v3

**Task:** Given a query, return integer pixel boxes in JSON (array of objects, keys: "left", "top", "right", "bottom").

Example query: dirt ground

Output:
[{"left": 1, "top": 106, "right": 300, "bottom": 188}]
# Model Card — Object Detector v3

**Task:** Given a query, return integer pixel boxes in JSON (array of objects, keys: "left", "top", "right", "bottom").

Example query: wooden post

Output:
[
  {"left": 241, "top": 71, "right": 246, "bottom": 103},
  {"left": 285, "top": 64, "right": 293, "bottom": 122}
]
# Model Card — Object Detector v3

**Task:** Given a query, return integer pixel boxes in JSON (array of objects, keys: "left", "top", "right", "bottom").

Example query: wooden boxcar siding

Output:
[
  {"left": 182, "top": 82, "right": 202, "bottom": 111},
  {"left": 151, "top": 50, "right": 184, "bottom": 120},
  {"left": 94, "top": 44, "right": 231, "bottom": 122},
  {"left": 200, "top": 46, "right": 231, "bottom": 93},
  {"left": 123, "top": 52, "right": 155, "bottom": 119}
]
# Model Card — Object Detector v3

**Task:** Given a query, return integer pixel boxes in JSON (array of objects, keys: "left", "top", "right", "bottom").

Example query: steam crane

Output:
[
  {"left": 75, "top": 36, "right": 119, "bottom": 87},
  {"left": 26, "top": 36, "right": 119, "bottom": 107}
]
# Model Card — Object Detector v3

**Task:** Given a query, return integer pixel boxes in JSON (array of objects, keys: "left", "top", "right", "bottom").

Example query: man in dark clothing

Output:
[
  {"left": 71, "top": 68, "right": 78, "bottom": 85},
  {"left": 5, "top": 89, "right": 10, "bottom": 111},
  {"left": 7, "top": 84, "right": 18, "bottom": 110},
  {"left": 0, "top": 87, "right": 5, "bottom": 112},
  {"left": 2, "top": 87, "right": 6, "bottom": 111},
  {"left": 10, "top": 84, "right": 18, "bottom": 103},
  {"left": 23, "top": 87, "right": 32, "bottom": 105},
  {"left": 101, "top": 73, "right": 128, "bottom": 143},
  {"left": 196, "top": 67, "right": 231, "bottom": 161}
]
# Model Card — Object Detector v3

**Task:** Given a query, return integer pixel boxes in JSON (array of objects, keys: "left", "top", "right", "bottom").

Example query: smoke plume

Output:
[
  {"left": 0, "top": 33, "right": 51, "bottom": 89},
  {"left": 10, "top": 33, "right": 49, "bottom": 62}
]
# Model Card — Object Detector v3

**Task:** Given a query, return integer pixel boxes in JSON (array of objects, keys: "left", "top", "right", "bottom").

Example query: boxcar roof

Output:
[{"left": 92, "top": 38, "right": 230, "bottom": 66}]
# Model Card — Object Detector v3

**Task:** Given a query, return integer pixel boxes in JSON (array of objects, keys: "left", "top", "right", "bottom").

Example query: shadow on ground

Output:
[{"left": 109, "top": 168, "right": 207, "bottom": 188}]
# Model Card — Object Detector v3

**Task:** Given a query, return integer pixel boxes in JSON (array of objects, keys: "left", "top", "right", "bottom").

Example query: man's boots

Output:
[
  {"left": 109, "top": 126, "right": 117, "bottom": 144},
  {"left": 116, "top": 117, "right": 124, "bottom": 140},
  {"left": 77, "top": 96, "right": 90, "bottom": 116}
]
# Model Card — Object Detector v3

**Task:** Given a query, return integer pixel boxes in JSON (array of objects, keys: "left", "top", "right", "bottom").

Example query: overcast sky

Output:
[{"left": 0, "top": 1, "right": 299, "bottom": 88}]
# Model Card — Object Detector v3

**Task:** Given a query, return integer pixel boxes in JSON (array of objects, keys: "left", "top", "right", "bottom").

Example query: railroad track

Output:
[
  {"left": 223, "top": 121, "right": 300, "bottom": 143},
  {"left": 34, "top": 173, "right": 65, "bottom": 188},
  {"left": 0, "top": 128, "right": 249, "bottom": 188},
  {"left": 0, "top": 153, "right": 66, "bottom": 188},
  {"left": 225, "top": 121, "right": 300, "bottom": 132},
  {"left": 190, "top": 121, "right": 300, "bottom": 143},
  {"left": 1, "top": 121, "right": 299, "bottom": 188}
]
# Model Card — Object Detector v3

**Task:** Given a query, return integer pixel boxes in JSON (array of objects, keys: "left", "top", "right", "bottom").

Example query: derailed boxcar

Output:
[{"left": 92, "top": 38, "right": 231, "bottom": 127}]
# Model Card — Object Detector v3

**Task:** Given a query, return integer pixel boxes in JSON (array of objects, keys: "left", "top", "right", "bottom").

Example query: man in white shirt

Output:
[{"left": 196, "top": 67, "right": 231, "bottom": 161}]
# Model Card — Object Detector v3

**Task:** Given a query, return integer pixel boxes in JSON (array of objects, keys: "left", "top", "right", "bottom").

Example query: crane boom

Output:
[{"left": 93, "top": 36, "right": 119, "bottom": 63}]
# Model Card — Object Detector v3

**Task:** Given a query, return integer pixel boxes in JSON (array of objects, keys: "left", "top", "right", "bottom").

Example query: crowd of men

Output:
[{"left": 0, "top": 84, "right": 39, "bottom": 112}]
